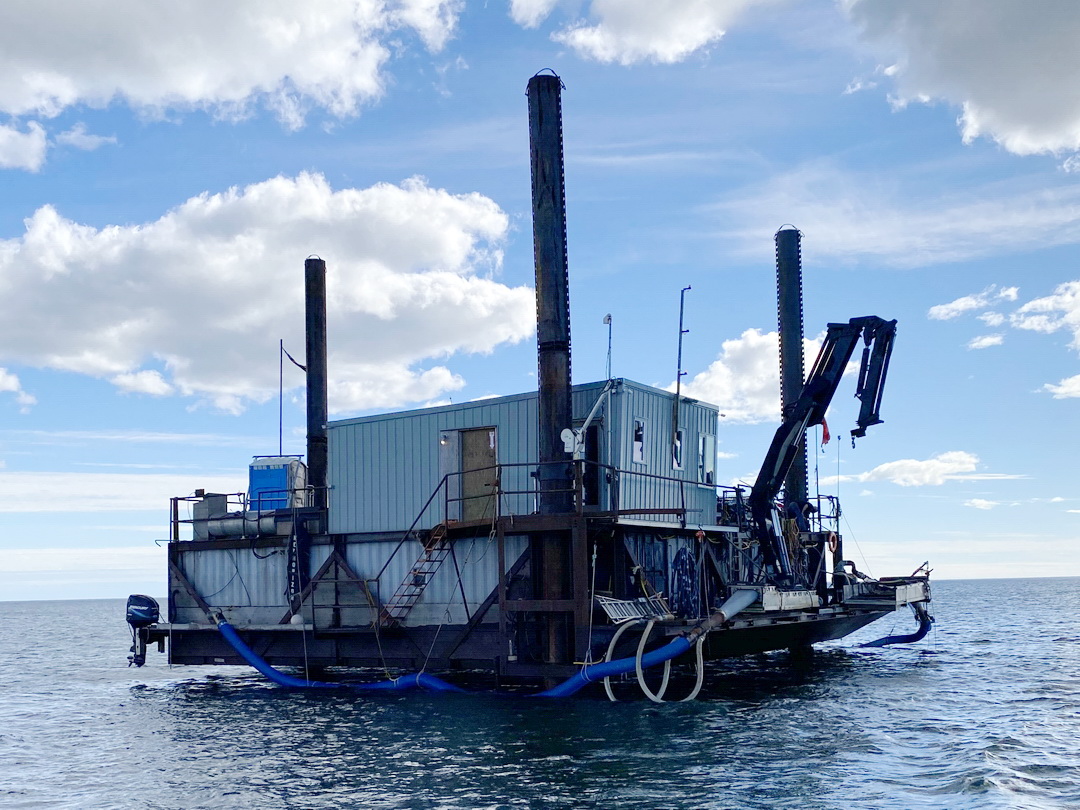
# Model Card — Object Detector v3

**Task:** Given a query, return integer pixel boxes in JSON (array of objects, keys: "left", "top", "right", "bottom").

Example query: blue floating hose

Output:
[
  {"left": 216, "top": 619, "right": 693, "bottom": 697},
  {"left": 536, "top": 635, "right": 694, "bottom": 698},
  {"left": 859, "top": 602, "right": 933, "bottom": 648},
  {"left": 216, "top": 620, "right": 466, "bottom": 693}
]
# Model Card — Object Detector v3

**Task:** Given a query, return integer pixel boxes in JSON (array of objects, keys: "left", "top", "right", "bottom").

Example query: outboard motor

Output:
[{"left": 126, "top": 594, "right": 160, "bottom": 667}]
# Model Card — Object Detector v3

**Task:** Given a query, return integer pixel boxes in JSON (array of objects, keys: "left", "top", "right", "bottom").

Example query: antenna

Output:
[
  {"left": 672, "top": 286, "right": 691, "bottom": 467},
  {"left": 278, "top": 339, "right": 284, "bottom": 456},
  {"left": 603, "top": 313, "right": 612, "bottom": 380}
]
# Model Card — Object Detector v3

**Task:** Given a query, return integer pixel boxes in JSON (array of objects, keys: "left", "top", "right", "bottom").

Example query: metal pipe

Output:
[
  {"left": 775, "top": 227, "right": 807, "bottom": 507},
  {"left": 304, "top": 257, "right": 328, "bottom": 512},
  {"left": 527, "top": 72, "right": 573, "bottom": 516}
]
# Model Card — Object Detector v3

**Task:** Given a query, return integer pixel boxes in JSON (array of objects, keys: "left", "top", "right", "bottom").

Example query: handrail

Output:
[{"left": 371, "top": 473, "right": 452, "bottom": 585}]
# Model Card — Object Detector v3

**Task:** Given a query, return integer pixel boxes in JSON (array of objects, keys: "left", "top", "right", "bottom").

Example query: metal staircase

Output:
[{"left": 379, "top": 523, "right": 451, "bottom": 626}]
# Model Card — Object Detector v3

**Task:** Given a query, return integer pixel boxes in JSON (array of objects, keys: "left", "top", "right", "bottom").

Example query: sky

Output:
[{"left": 1, "top": 0, "right": 1079, "bottom": 600}]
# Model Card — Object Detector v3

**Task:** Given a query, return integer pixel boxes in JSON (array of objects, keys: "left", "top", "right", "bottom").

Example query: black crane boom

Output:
[{"left": 748, "top": 315, "right": 897, "bottom": 580}]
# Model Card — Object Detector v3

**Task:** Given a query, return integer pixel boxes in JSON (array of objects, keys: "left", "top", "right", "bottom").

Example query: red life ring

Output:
[{"left": 827, "top": 532, "right": 839, "bottom": 554}]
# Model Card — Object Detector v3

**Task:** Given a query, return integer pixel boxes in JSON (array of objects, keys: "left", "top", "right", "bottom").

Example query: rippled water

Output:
[{"left": 2, "top": 578, "right": 1078, "bottom": 809}]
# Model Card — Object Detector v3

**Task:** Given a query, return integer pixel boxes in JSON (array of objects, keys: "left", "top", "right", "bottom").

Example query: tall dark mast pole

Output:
[
  {"left": 528, "top": 72, "right": 573, "bottom": 516},
  {"left": 304, "top": 256, "right": 328, "bottom": 512},
  {"left": 775, "top": 226, "right": 807, "bottom": 509}
]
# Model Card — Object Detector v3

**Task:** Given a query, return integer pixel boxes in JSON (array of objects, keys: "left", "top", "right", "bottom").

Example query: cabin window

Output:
[
  {"left": 632, "top": 419, "right": 646, "bottom": 464},
  {"left": 698, "top": 434, "right": 715, "bottom": 485},
  {"left": 672, "top": 428, "right": 684, "bottom": 470}
]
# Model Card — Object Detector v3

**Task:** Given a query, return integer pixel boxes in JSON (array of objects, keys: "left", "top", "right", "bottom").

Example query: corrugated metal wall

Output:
[
  {"left": 606, "top": 380, "right": 719, "bottom": 527},
  {"left": 175, "top": 546, "right": 290, "bottom": 625},
  {"left": 345, "top": 534, "right": 529, "bottom": 626},
  {"left": 326, "top": 379, "right": 719, "bottom": 534},
  {"left": 175, "top": 535, "right": 529, "bottom": 628}
]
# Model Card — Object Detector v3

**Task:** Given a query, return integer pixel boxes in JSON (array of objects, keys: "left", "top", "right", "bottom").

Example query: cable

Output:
[{"left": 584, "top": 537, "right": 599, "bottom": 664}]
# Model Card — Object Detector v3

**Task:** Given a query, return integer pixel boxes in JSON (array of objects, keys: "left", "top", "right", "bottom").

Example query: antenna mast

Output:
[{"left": 672, "top": 286, "right": 691, "bottom": 466}]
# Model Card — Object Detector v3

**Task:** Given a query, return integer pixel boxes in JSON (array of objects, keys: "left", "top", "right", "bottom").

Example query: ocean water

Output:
[{"left": 1, "top": 578, "right": 1077, "bottom": 810}]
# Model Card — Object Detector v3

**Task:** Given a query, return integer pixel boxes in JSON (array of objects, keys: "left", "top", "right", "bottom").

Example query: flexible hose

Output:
[
  {"left": 679, "top": 636, "right": 706, "bottom": 702},
  {"left": 859, "top": 602, "right": 933, "bottom": 648},
  {"left": 535, "top": 635, "right": 693, "bottom": 698},
  {"left": 602, "top": 619, "right": 646, "bottom": 701},
  {"left": 217, "top": 620, "right": 466, "bottom": 693},
  {"left": 635, "top": 619, "right": 672, "bottom": 703},
  {"left": 216, "top": 589, "right": 757, "bottom": 700}
]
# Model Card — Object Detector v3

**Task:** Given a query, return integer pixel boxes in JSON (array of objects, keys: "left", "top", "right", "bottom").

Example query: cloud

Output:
[
  {"left": 0, "top": 471, "right": 245, "bottom": 512},
  {"left": 54, "top": 123, "right": 117, "bottom": 152},
  {"left": 0, "top": 545, "right": 163, "bottom": 573},
  {"left": 111, "top": 370, "right": 174, "bottom": 396},
  {"left": 844, "top": 0, "right": 1080, "bottom": 154},
  {"left": 0, "top": 172, "right": 534, "bottom": 413},
  {"left": 0, "top": 2, "right": 462, "bottom": 126},
  {"left": 548, "top": 0, "right": 770, "bottom": 65},
  {"left": 964, "top": 498, "right": 999, "bottom": 510},
  {"left": 2, "top": 428, "right": 264, "bottom": 447},
  {"left": 1011, "top": 280, "right": 1080, "bottom": 349},
  {"left": 509, "top": 0, "right": 559, "bottom": 29},
  {"left": 967, "top": 334, "right": 1003, "bottom": 350},
  {"left": 929, "top": 285, "right": 1019, "bottom": 320},
  {"left": 825, "top": 450, "right": 1025, "bottom": 487},
  {"left": 678, "top": 328, "right": 824, "bottom": 424},
  {"left": 0, "top": 121, "right": 47, "bottom": 171},
  {"left": 718, "top": 162, "right": 1080, "bottom": 267},
  {"left": 0, "top": 367, "right": 36, "bottom": 411},
  {"left": 1044, "top": 374, "right": 1080, "bottom": 399},
  {"left": 0, "top": 545, "right": 170, "bottom": 600}
]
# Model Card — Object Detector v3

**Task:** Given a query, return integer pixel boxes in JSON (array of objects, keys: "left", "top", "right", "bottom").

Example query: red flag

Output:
[{"left": 820, "top": 418, "right": 831, "bottom": 448}]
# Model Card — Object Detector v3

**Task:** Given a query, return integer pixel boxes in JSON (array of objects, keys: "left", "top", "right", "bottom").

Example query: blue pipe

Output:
[
  {"left": 217, "top": 621, "right": 466, "bottom": 693},
  {"left": 535, "top": 635, "right": 693, "bottom": 698},
  {"left": 859, "top": 603, "right": 933, "bottom": 648},
  {"left": 216, "top": 620, "right": 694, "bottom": 697}
]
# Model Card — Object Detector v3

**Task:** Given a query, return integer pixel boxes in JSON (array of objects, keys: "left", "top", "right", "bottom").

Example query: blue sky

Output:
[{"left": 2, "top": 0, "right": 1079, "bottom": 600}]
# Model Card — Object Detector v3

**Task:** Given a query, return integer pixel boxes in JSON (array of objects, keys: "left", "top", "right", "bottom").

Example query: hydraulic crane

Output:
[{"left": 748, "top": 315, "right": 897, "bottom": 583}]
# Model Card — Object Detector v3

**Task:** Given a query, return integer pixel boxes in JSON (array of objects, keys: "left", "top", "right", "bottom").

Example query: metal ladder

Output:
[{"left": 379, "top": 523, "right": 450, "bottom": 626}]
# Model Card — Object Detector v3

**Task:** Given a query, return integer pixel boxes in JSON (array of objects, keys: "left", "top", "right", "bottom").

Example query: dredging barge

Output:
[{"left": 128, "top": 74, "right": 932, "bottom": 699}]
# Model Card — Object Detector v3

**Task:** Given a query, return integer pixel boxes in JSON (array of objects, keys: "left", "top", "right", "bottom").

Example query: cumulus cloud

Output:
[
  {"left": 965, "top": 498, "right": 999, "bottom": 510},
  {"left": 509, "top": 0, "right": 559, "bottom": 29},
  {"left": 967, "top": 334, "right": 1003, "bottom": 350},
  {"left": 0, "top": 121, "right": 47, "bottom": 171},
  {"left": 547, "top": 0, "right": 770, "bottom": 65},
  {"left": 1044, "top": 374, "right": 1080, "bottom": 399},
  {"left": 677, "top": 328, "right": 824, "bottom": 423},
  {"left": 718, "top": 161, "right": 1080, "bottom": 267},
  {"left": 844, "top": 0, "right": 1080, "bottom": 154},
  {"left": 0, "top": 2, "right": 461, "bottom": 126},
  {"left": 0, "top": 172, "right": 534, "bottom": 413},
  {"left": 826, "top": 450, "right": 1025, "bottom": 487}
]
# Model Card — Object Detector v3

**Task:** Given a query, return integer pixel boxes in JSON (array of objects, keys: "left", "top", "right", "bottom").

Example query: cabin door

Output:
[{"left": 461, "top": 427, "right": 497, "bottom": 522}]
